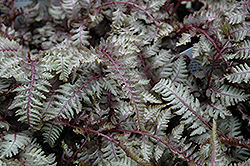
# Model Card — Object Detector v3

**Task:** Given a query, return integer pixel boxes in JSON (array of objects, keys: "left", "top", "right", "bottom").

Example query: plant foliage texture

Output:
[{"left": 1, "top": 0, "right": 250, "bottom": 165}]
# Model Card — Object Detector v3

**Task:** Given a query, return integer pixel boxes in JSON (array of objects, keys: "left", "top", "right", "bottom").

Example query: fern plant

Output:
[{"left": 1, "top": 0, "right": 250, "bottom": 165}]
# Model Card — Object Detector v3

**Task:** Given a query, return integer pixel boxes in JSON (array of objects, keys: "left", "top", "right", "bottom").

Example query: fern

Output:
[
  {"left": 0, "top": 132, "right": 56, "bottom": 165},
  {"left": 206, "top": 119, "right": 229, "bottom": 165},
  {"left": 235, "top": 40, "right": 250, "bottom": 59},
  {"left": 0, "top": 48, "right": 53, "bottom": 128},
  {"left": 1, "top": 0, "right": 250, "bottom": 165},
  {"left": 0, "top": 132, "right": 30, "bottom": 158},
  {"left": 42, "top": 122, "right": 64, "bottom": 147},
  {"left": 170, "top": 55, "right": 188, "bottom": 83},
  {"left": 70, "top": 22, "right": 89, "bottom": 47},
  {"left": 225, "top": 63, "right": 250, "bottom": 83},
  {"left": 18, "top": 140, "right": 57, "bottom": 166},
  {"left": 207, "top": 84, "right": 249, "bottom": 106},
  {"left": 176, "top": 30, "right": 196, "bottom": 46},
  {"left": 153, "top": 79, "right": 210, "bottom": 134}
]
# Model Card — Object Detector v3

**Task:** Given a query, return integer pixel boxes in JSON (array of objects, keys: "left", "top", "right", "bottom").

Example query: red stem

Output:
[
  {"left": 243, "top": 0, "right": 250, "bottom": 13},
  {"left": 102, "top": 50, "right": 143, "bottom": 131},
  {"left": 65, "top": 134, "right": 89, "bottom": 166},
  {"left": 196, "top": 28, "right": 230, "bottom": 88},
  {"left": 56, "top": 74, "right": 103, "bottom": 117},
  {"left": 78, "top": 128, "right": 201, "bottom": 166},
  {"left": 26, "top": 60, "right": 35, "bottom": 129},
  {"left": 134, "top": 42, "right": 154, "bottom": 86},
  {"left": 206, "top": 35, "right": 230, "bottom": 88},
  {"left": 158, "top": 81, "right": 212, "bottom": 130},
  {"left": 115, "top": 128, "right": 202, "bottom": 166},
  {"left": 170, "top": 0, "right": 182, "bottom": 17}
]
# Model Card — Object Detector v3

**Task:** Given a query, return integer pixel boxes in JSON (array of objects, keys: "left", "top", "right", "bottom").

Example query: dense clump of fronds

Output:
[{"left": 0, "top": 0, "right": 250, "bottom": 165}]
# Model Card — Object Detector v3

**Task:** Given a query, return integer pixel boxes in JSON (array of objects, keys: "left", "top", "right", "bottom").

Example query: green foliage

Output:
[{"left": 0, "top": 0, "right": 250, "bottom": 165}]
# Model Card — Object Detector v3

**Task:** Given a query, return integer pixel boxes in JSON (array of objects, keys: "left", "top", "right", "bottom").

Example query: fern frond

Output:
[
  {"left": 153, "top": 79, "right": 209, "bottom": 130},
  {"left": 147, "top": 48, "right": 172, "bottom": 70},
  {"left": 44, "top": 83, "right": 82, "bottom": 120},
  {"left": 146, "top": 0, "right": 166, "bottom": 11},
  {"left": 176, "top": 28, "right": 196, "bottom": 46},
  {"left": 18, "top": 139, "right": 57, "bottom": 166},
  {"left": 111, "top": 33, "right": 141, "bottom": 55},
  {"left": 170, "top": 56, "right": 188, "bottom": 83},
  {"left": 44, "top": 74, "right": 102, "bottom": 120},
  {"left": 225, "top": 63, "right": 250, "bottom": 83},
  {"left": 61, "top": 0, "right": 81, "bottom": 20},
  {"left": 238, "top": 158, "right": 250, "bottom": 166},
  {"left": 0, "top": 77, "right": 13, "bottom": 96},
  {"left": 145, "top": 106, "right": 161, "bottom": 126},
  {"left": 0, "top": 23, "right": 17, "bottom": 40},
  {"left": 141, "top": 40, "right": 161, "bottom": 58},
  {"left": 154, "top": 141, "right": 165, "bottom": 162},
  {"left": 42, "top": 122, "right": 64, "bottom": 147},
  {"left": 9, "top": 59, "right": 52, "bottom": 129},
  {"left": 209, "top": 119, "right": 227, "bottom": 165},
  {"left": 36, "top": 23, "right": 65, "bottom": 50},
  {"left": 219, "top": 116, "right": 241, "bottom": 138},
  {"left": 140, "top": 135, "right": 153, "bottom": 162},
  {"left": 199, "top": 35, "right": 215, "bottom": 59},
  {"left": 101, "top": 139, "right": 123, "bottom": 163},
  {"left": 70, "top": 22, "right": 89, "bottom": 47},
  {"left": 192, "top": 34, "right": 217, "bottom": 67},
  {"left": 0, "top": 37, "right": 20, "bottom": 59},
  {"left": 154, "top": 108, "right": 172, "bottom": 135},
  {"left": 90, "top": 146, "right": 107, "bottom": 165},
  {"left": 192, "top": 39, "right": 203, "bottom": 59},
  {"left": 165, "top": 124, "right": 196, "bottom": 163},
  {"left": 44, "top": 41, "right": 98, "bottom": 82},
  {"left": 109, "top": 156, "right": 139, "bottom": 166},
  {"left": 230, "top": 23, "right": 250, "bottom": 41},
  {"left": 205, "top": 101, "right": 232, "bottom": 119},
  {"left": 111, "top": 5, "right": 127, "bottom": 28},
  {"left": 235, "top": 40, "right": 250, "bottom": 59},
  {"left": 48, "top": 4, "right": 64, "bottom": 20},
  {"left": 121, "top": 141, "right": 150, "bottom": 165},
  {"left": 1, "top": 53, "right": 53, "bottom": 129},
  {"left": 141, "top": 91, "right": 161, "bottom": 104},
  {"left": 0, "top": 38, "right": 26, "bottom": 80},
  {"left": 101, "top": 77, "right": 118, "bottom": 96},
  {"left": 207, "top": 84, "right": 249, "bottom": 106},
  {"left": 0, "top": 132, "right": 30, "bottom": 158},
  {"left": 44, "top": 43, "right": 75, "bottom": 82},
  {"left": 156, "top": 23, "right": 173, "bottom": 39},
  {"left": 225, "top": 6, "right": 248, "bottom": 25}
]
